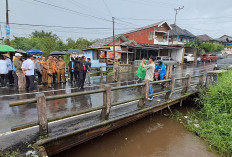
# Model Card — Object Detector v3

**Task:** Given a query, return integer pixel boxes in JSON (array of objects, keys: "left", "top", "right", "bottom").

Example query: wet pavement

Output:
[
  {"left": 54, "top": 104, "right": 218, "bottom": 157},
  {"left": 0, "top": 63, "right": 215, "bottom": 134}
]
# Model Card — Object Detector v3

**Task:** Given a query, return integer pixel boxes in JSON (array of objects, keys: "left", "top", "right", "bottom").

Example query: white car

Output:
[{"left": 184, "top": 54, "right": 195, "bottom": 63}]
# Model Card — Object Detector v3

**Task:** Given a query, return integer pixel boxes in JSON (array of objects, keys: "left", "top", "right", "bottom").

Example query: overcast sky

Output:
[{"left": 0, "top": 0, "right": 232, "bottom": 41}]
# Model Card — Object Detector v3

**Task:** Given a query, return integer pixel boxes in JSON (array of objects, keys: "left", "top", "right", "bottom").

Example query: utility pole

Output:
[
  {"left": 6, "top": 0, "right": 10, "bottom": 45},
  {"left": 174, "top": 6, "right": 184, "bottom": 25},
  {"left": 112, "top": 17, "right": 115, "bottom": 61}
]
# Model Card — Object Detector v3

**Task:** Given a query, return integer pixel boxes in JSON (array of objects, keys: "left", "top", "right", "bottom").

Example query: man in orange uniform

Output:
[
  {"left": 47, "top": 56, "right": 56, "bottom": 88},
  {"left": 56, "top": 56, "right": 66, "bottom": 83},
  {"left": 41, "top": 57, "right": 47, "bottom": 85}
]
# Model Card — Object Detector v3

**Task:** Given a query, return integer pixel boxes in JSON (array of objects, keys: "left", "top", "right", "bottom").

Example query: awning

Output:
[{"left": 99, "top": 49, "right": 134, "bottom": 54}]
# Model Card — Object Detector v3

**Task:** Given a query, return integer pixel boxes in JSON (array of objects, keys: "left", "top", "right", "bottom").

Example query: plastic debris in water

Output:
[{"left": 26, "top": 151, "right": 38, "bottom": 157}]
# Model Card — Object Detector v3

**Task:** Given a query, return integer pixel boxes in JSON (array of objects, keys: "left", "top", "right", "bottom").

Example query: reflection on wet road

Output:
[{"left": 0, "top": 63, "right": 214, "bottom": 133}]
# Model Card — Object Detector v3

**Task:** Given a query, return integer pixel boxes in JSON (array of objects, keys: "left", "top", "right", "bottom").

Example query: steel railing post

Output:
[
  {"left": 101, "top": 84, "right": 112, "bottom": 120},
  {"left": 36, "top": 93, "right": 48, "bottom": 136}
]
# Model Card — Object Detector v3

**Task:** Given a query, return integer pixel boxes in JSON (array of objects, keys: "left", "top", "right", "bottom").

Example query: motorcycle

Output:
[
  {"left": 154, "top": 71, "right": 167, "bottom": 87},
  {"left": 154, "top": 71, "right": 166, "bottom": 81}
]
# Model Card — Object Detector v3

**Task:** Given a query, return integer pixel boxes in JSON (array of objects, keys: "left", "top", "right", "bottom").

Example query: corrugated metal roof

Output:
[
  {"left": 197, "top": 34, "right": 213, "bottom": 41},
  {"left": 169, "top": 24, "right": 195, "bottom": 37},
  {"left": 89, "top": 34, "right": 128, "bottom": 48}
]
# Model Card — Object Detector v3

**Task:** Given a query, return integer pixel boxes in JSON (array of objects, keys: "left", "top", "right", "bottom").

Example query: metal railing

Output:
[{"left": 9, "top": 73, "right": 205, "bottom": 136}]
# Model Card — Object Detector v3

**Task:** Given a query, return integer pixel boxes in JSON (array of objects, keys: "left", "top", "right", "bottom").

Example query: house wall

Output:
[
  {"left": 170, "top": 48, "right": 184, "bottom": 63},
  {"left": 124, "top": 27, "right": 155, "bottom": 44},
  {"left": 84, "top": 50, "right": 106, "bottom": 70},
  {"left": 124, "top": 23, "right": 170, "bottom": 45}
]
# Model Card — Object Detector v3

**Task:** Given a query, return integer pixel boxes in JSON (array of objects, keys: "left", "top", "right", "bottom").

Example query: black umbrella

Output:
[
  {"left": 67, "top": 49, "right": 84, "bottom": 54},
  {"left": 50, "top": 51, "right": 66, "bottom": 55}
]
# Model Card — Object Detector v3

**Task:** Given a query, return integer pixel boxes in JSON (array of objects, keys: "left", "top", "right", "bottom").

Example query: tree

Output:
[
  {"left": 184, "top": 41, "right": 198, "bottom": 48},
  {"left": 9, "top": 30, "right": 95, "bottom": 56},
  {"left": 30, "top": 30, "right": 59, "bottom": 40},
  {"left": 200, "top": 42, "right": 224, "bottom": 53}
]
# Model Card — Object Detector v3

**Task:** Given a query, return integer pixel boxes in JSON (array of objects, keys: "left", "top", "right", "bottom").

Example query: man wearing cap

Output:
[
  {"left": 14, "top": 53, "right": 25, "bottom": 90},
  {"left": 35, "top": 56, "right": 43, "bottom": 85},
  {"left": 21, "top": 55, "right": 36, "bottom": 91},
  {"left": 3, "top": 54, "right": 14, "bottom": 85}
]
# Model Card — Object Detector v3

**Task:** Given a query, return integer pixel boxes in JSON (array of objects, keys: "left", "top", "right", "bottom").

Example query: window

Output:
[
  {"left": 148, "top": 31, "right": 154, "bottom": 40},
  {"left": 92, "top": 50, "right": 99, "bottom": 60}
]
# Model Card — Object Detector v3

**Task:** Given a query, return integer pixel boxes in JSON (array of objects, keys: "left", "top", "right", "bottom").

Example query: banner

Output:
[
  {"left": 99, "top": 50, "right": 105, "bottom": 58},
  {"left": 107, "top": 51, "right": 121, "bottom": 59},
  {"left": 5, "top": 24, "right": 10, "bottom": 39}
]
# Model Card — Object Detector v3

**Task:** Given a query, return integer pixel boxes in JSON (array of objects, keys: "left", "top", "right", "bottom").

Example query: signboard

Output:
[
  {"left": 5, "top": 24, "right": 10, "bottom": 39},
  {"left": 107, "top": 51, "right": 121, "bottom": 59},
  {"left": 99, "top": 50, "right": 105, "bottom": 58}
]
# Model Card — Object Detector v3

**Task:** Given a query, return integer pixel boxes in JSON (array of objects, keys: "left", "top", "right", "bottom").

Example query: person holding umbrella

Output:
[
  {"left": 57, "top": 56, "right": 66, "bottom": 83},
  {"left": 68, "top": 57, "right": 78, "bottom": 83},
  {"left": 76, "top": 56, "right": 88, "bottom": 89}
]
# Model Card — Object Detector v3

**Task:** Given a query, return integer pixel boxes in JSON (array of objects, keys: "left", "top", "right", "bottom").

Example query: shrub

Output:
[{"left": 175, "top": 71, "right": 232, "bottom": 156}]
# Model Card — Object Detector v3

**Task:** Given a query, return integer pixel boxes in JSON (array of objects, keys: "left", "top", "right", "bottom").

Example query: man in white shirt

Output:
[
  {"left": 22, "top": 54, "right": 36, "bottom": 91},
  {"left": 142, "top": 56, "right": 156, "bottom": 101},
  {"left": 0, "top": 55, "right": 9, "bottom": 87},
  {"left": 3, "top": 54, "right": 14, "bottom": 85}
]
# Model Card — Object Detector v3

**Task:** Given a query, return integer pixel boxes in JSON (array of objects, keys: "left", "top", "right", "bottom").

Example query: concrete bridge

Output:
[{"left": 0, "top": 63, "right": 220, "bottom": 156}]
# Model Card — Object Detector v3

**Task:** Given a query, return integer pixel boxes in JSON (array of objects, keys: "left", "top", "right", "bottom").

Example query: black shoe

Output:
[{"left": 80, "top": 87, "right": 85, "bottom": 90}]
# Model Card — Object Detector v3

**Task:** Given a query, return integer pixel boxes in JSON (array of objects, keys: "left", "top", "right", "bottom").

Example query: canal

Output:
[{"left": 54, "top": 103, "right": 218, "bottom": 157}]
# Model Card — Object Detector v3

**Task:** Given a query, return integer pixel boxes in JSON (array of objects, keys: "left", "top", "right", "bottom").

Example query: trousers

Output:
[
  {"left": 42, "top": 69, "right": 47, "bottom": 84},
  {"left": 0, "top": 74, "right": 7, "bottom": 87},
  {"left": 57, "top": 69, "right": 65, "bottom": 83},
  {"left": 36, "top": 70, "right": 42, "bottom": 85},
  {"left": 78, "top": 71, "right": 86, "bottom": 88},
  {"left": 7, "top": 70, "right": 14, "bottom": 84},
  {"left": 86, "top": 71, "right": 91, "bottom": 84},
  {"left": 16, "top": 72, "right": 26, "bottom": 89},
  {"left": 13, "top": 71, "right": 18, "bottom": 87},
  {"left": 26, "top": 75, "right": 35, "bottom": 91},
  {"left": 48, "top": 74, "right": 53, "bottom": 86}
]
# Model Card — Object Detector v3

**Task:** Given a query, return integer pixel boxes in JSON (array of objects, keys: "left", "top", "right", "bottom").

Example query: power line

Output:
[
  {"left": 102, "top": 0, "right": 113, "bottom": 17},
  {"left": 0, "top": 22, "right": 136, "bottom": 30},
  {"left": 32, "top": 0, "right": 112, "bottom": 22}
]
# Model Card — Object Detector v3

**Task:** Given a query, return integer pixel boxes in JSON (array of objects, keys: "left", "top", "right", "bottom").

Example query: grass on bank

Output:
[{"left": 173, "top": 71, "right": 232, "bottom": 157}]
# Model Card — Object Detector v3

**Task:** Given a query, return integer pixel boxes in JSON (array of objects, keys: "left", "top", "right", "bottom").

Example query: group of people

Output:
[
  {"left": 0, "top": 53, "right": 92, "bottom": 91},
  {"left": 136, "top": 56, "right": 167, "bottom": 101}
]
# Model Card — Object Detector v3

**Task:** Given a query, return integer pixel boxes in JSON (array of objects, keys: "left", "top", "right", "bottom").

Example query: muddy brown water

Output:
[{"left": 54, "top": 104, "right": 218, "bottom": 157}]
